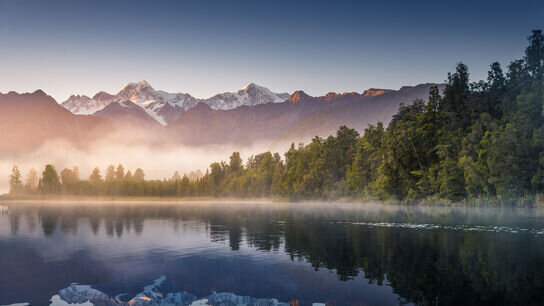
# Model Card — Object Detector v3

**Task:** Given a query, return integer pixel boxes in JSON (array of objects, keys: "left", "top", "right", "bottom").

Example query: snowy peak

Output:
[
  {"left": 118, "top": 80, "right": 155, "bottom": 95},
  {"left": 116, "top": 80, "right": 157, "bottom": 104},
  {"left": 62, "top": 81, "right": 291, "bottom": 125},
  {"left": 240, "top": 82, "right": 289, "bottom": 100},
  {"left": 124, "top": 80, "right": 152, "bottom": 90},
  {"left": 239, "top": 82, "right": 284, "bottom": 95},
  {"left": 205, "top": 82, "right": 289, "bottom": 110},
  {"left": 239, "top": 82, "right": 259, "bottom": 92},
  {"left": 62, "top": 94, "right": 107, "bottom": 115},
  {"left": 118, "top": 80, "right": 153, "bottom": 94},
  {"left": 62, "top": 81, "right": 197, "bottom": 125}
]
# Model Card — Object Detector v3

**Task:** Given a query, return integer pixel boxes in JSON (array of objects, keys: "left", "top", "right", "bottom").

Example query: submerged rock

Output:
[
  {"left": 51, "top": 276, "right": 291, "bottom": 306},
  {"left": 57, "top": 284, "right": 114, "bottom": 305},
  {"left": 205, "top": 291, "right": 286, "bottom": 306}
]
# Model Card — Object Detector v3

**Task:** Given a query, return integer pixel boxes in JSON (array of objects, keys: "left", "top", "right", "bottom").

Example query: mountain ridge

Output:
[
  {"left": 61, "top": 81, "right": 290, "bottom": 125},
  {"left": 0, "top": 82, "right": 444, "bottom": 153},
  {"left": 167, "top": 83, "right": 445, "bottom": 146},
  {"left": 0, "top": 90, "right": 112, "bottom": 155}
]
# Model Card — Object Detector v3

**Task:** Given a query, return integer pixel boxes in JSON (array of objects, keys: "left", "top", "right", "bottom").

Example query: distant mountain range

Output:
[
  {"left": 165, "top": 83, "right": 444, "bottom": 146},
  {"left": 0, "top": 82, "right": 444, "bottom": 154},
  {"left": 62, "top": 81, "right": 290, "bottom": 125}
]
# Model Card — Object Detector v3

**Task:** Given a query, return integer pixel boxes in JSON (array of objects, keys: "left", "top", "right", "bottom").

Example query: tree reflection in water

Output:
[{"left": 4, "top": 203, "right": 544, "bottom": 305}]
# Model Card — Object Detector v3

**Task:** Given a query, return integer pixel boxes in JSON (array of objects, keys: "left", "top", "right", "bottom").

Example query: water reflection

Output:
[{"left": 1, "top": 202, "right": 544, "bottom": 305}]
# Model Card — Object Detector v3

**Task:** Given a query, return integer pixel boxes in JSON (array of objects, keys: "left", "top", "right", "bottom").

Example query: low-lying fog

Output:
[{"left": 0, "top": 133, "right": 290, "bottom": 194}]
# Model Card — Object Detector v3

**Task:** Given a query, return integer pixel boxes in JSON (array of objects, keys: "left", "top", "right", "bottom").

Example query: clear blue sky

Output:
[{"left": 0, "top": 0, "right": 542, "bottom": 102}]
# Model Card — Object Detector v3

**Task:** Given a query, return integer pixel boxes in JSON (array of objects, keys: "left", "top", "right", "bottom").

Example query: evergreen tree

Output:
[
  {"left": 134, "top": 168, "right": 145, "bottom": 181},
  {"left": 60, "top": 167, "right": 79, "bottom": 194},
  {"left": 115, "top": 164, "right": 125, "bottom": 180},
  {"left": 40, "top": 164, "right": 60, "bottom": 194},
  {"left": 105, "top": 165, "right": 115, "bottom": 181},
  {"left": 525, "top": 30, "right": 544, "bottom": 78},
  {"left": 89, "top": 167, "right": 102, "bottom": 182},
  {"left": 24, "top": 168, "right": 39, "bottom": 193},
  {"left": 9, "top": 166, "right": 23, "bottom": 194},
  {"left": 172, "top": 171, "right": 181, "bottom": 181},
  {"left": 229, "top": 152, "right": 243, "bottom": 174}
]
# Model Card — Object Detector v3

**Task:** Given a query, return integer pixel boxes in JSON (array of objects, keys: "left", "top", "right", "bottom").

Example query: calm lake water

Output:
[{"left": 1, "top": 201, "right": 544, "bottom": 305}]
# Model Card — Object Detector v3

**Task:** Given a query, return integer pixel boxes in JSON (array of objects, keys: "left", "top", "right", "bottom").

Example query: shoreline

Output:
[
  {"left": 0, "top": 194, "right": 281, "bottom": 204},
  {"left": 1, "top": 193, "right": 544, "bottom": 207}
]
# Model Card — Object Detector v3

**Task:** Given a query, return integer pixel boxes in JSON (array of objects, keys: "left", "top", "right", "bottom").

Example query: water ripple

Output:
[{"left": 336, "top": 221, "right": 544, "bottom": 236}]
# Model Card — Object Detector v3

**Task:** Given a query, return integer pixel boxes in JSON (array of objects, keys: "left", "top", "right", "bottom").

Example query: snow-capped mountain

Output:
[
  {"left": 61, "top": 90, "right": 118, "bottom": 115},
  {"left": 61, "top": 81, "right": 290, "bottom": 125},
  {"left": 112, "top": 81, "right": 199, "bottom": 125},
  {"left": 206, "top": 83, "right": 290, "bottom": 110}
]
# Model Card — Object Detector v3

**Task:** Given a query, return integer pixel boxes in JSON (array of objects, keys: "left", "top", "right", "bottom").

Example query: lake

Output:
[{"left": 1, "top": 201, "right": 544, "bottom": 305}]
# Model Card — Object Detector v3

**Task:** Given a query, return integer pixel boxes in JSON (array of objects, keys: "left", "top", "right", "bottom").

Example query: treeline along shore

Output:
[{"left": 6, "top": 30, "right": 544, "bottom": 206}]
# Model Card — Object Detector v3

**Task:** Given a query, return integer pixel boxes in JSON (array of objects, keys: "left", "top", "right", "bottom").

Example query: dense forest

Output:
[{"left": 7, "top": 30, "right": 544, "bottom": 204}]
